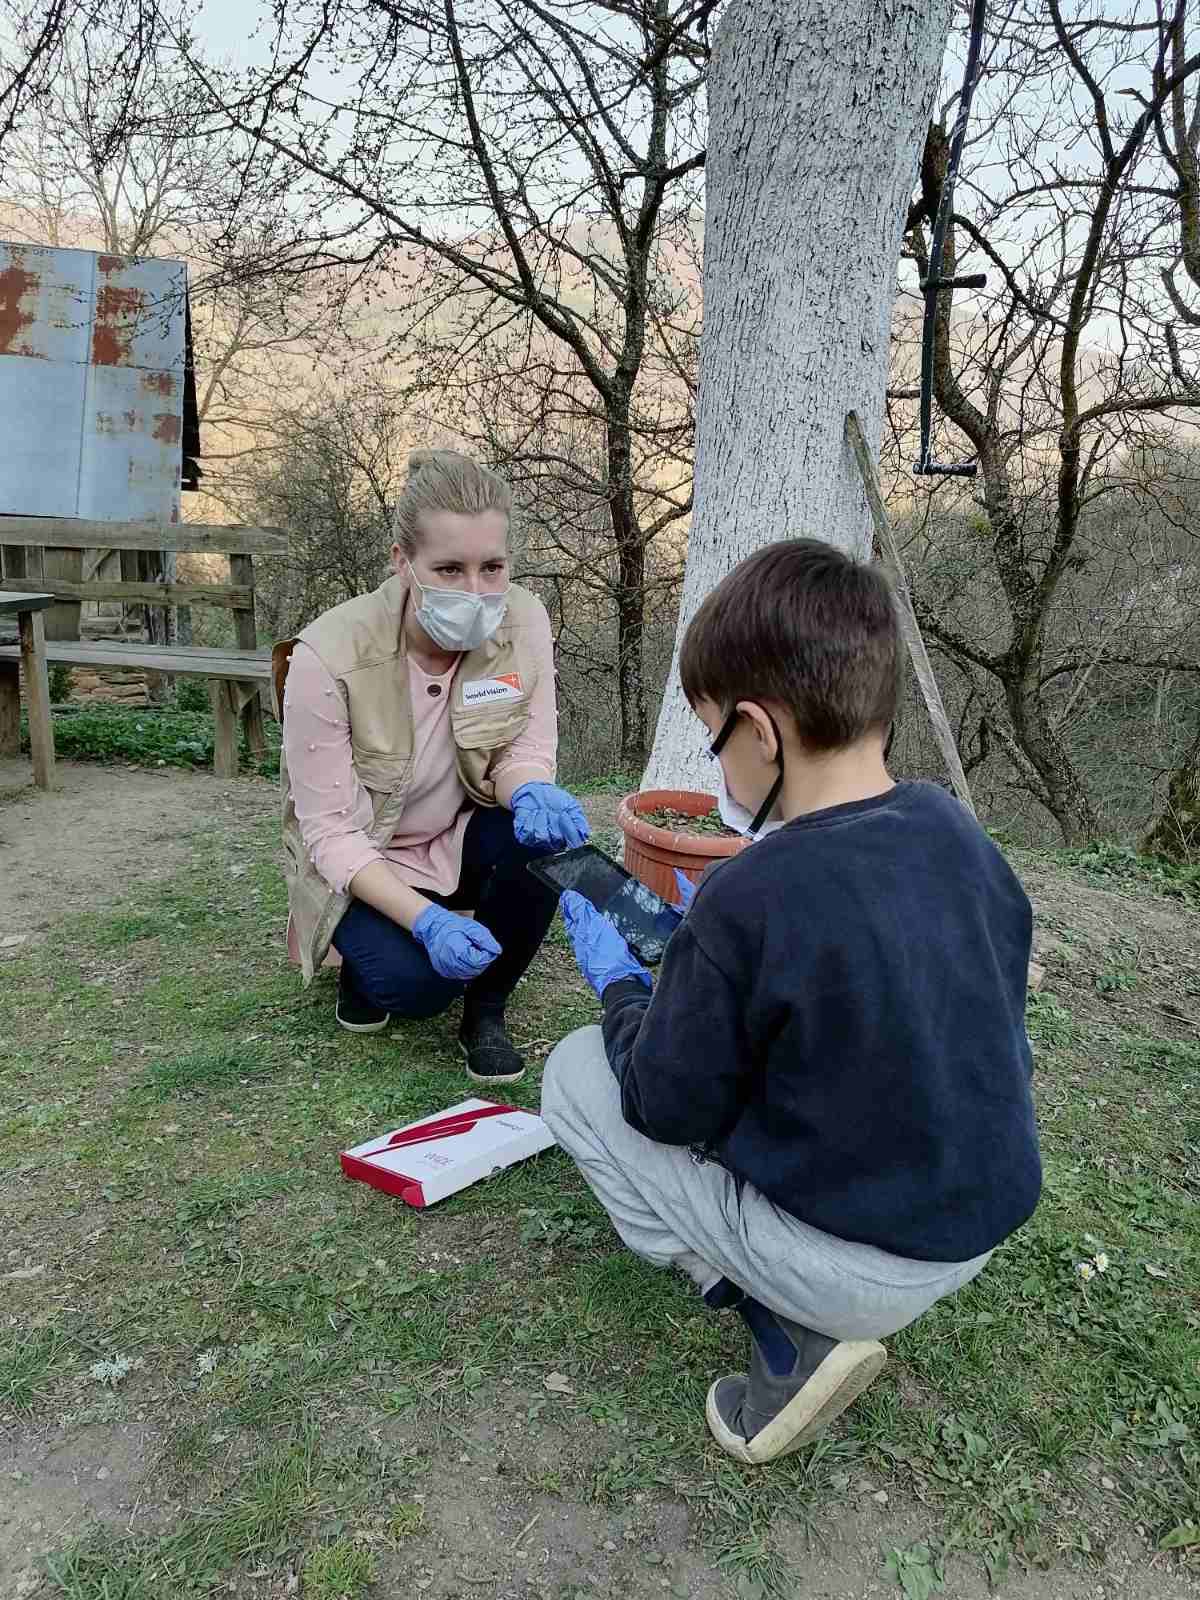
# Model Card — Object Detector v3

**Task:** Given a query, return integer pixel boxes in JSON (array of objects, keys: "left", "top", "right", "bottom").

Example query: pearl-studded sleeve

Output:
[
  {"left": 283, "top": 642, "right": 383, "bottom": 894},
  {"left": 489, "top": 597, "right": 558, "bottom": 792}
]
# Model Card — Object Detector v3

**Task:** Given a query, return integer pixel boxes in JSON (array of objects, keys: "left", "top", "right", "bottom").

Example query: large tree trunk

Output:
[
  {"left": 1143, "top": 713, "right": 1200, "bottom": 862},
  {"left": 1007, "top": 680, "right": 1101, "bottom": 845},
  {"left": 607, "top": 399, "right": 648, "bottom": 771},
  {"left": 644, "top": 0, "right": 954, "bottom": 789}
]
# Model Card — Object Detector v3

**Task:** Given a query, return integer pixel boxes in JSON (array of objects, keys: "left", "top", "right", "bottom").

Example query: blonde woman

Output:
[{"left": 277, "top": 449, "right": 588, "bottom": 1083}]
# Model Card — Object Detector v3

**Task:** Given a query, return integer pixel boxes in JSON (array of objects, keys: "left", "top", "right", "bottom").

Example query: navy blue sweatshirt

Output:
[{"left": 602, "top": 782, "right": 1041, "bottom": 1263}]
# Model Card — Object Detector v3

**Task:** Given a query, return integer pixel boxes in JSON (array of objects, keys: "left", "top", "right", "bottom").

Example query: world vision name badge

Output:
[{"left": 462, "top": 673, "right": 524, "bottom": 706}]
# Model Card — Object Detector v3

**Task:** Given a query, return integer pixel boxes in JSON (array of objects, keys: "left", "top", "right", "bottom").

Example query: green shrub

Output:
[
  {"left": 172, "top": 676, "right": 212, "bottom": 713},
  {"left": 23, "top": 702, "right": 280, "bottom": 776},
  {"left": 47, "top": 663, "right": 74, "bottom": 703},
  {"left": 1055, "top": 841, "right": 1200, "bottom": 905}
]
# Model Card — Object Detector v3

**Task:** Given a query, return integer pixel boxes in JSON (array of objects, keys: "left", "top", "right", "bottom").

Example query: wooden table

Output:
[{"left": 0, "top": 590, "right": 57, "bottom": 789}]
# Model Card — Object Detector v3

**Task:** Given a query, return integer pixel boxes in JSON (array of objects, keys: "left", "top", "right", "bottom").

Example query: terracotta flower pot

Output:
[{"left": 616, "top": 788, "right": 746, "bottom": 902}]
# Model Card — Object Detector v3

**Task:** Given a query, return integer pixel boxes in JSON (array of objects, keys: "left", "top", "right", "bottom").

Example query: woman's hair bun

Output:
[{"left": 407, "top": 448, "right": 439, "bottom": 475}]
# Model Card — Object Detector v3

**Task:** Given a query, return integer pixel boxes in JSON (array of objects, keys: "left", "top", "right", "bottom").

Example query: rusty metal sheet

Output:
[
  {"left": 0, "top": 241, "right": 186, "bottom": 523},
  {"left": 0, "top": 244, "right": 89, "bottom": 364}
]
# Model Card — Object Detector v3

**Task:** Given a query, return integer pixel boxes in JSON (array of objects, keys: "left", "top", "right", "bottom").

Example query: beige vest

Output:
[{"left": 275, "top": 572, "right": 551, "bottom": 982}]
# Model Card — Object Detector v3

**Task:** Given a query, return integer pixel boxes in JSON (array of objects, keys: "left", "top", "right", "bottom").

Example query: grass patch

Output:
[
  {"left": 140, "top": 1040, "right": 284, "bottom": 1099},
  {"left": 1025, "top": 990, "right": 1076, "bottom": 1048},
  {"left": 0, "top": 1327, "right": 73, "bottom": 1410},
  {"left": 44, "top": 1428, "right": 381, "bottom": 1598},
  {"left": 301, "top": 1538, "right": 376, "bottom": 1599},
  {"left": 566, "top": 768, "right": 640, "bottom": 795},
  {"left": 171, "top": 1171, "right": 300, "bottom": 1229},
  {"left": 1053, "top": 840, "right": 1200, "bottom": 905},
  {"left": 1117, "top": 1032, "right": 1200, "bottom": 1077},
  {"left": 2, "top": 814, "right": 1198, "bottom": 1593}
]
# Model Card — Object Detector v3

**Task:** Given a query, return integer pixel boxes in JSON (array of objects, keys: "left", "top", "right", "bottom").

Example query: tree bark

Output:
[
  {"left": 1143, "top": 714, "right": 1200, "bottom": 862},
  {"left": 1005, "top": 674, "right": 1101, "bottom": 845},
  {"left": 644, "top": 0, "right": 954, "bottom": 788},
  {"left": 606, "top": 393, "right": 648, "bottom": 771}
]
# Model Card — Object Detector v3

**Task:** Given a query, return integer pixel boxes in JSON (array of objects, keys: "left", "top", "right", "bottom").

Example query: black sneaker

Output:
[
  {"left": 336, "top": 968, "right": 390, "bottom": 1033},
  {"left": 458, "top": 1012, "right": 526, "bottom": 1085},
  {"left": 704, "top": 1289, "right": 885, "bottom": 1464}
]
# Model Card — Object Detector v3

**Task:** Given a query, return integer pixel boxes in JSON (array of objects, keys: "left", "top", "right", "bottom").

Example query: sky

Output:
[
  {"left": 191, "top": 0, "right": 273, "bottom": 68},
  {"left": 5, "top": 0, "right": 1189, "bottom": 363}
]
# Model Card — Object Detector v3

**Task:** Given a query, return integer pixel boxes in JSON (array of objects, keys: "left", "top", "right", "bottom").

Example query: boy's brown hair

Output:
[{"left": 679, "top": 539, "right": 902, "bottom": 750}]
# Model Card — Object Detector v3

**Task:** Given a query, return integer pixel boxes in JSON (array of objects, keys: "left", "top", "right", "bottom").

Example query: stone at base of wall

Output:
[{"left": 68, "top": 667, "right": 150, "bottom": 705}]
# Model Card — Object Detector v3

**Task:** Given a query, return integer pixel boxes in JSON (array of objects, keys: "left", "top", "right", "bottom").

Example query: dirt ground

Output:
[
  {"left": 2, "top": 760, "right": 1197, "bottom": 1599},
  {"left": 0, "top": 757, "right": 278, "bottom": 939},
  {"left": 1, "top": 1418, "right": 1182, "bottom": 1600},
  {"left": 0, "top": 761, "right": 626, "bottom": 941},
  {"left": 1, "top": 1397, "right": 1189, "bottom": 1600}
]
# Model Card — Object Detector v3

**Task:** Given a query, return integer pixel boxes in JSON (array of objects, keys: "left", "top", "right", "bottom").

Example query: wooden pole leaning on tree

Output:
[{"left": 845, "top": 410, "right": 977, "bottom": 818}]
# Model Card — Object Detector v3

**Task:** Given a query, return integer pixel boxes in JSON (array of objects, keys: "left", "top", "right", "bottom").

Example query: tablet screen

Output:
[{"left": 531, "top": 846, "right": 684, "bottom": 964}]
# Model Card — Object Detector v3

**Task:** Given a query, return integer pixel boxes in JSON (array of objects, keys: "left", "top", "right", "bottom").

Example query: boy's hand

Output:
[
  {"left": 560, "top": 890, "right": 652, "bottom": 999},
  {"left": 672, "top": 868, "right": 697, "bottom": 914}
]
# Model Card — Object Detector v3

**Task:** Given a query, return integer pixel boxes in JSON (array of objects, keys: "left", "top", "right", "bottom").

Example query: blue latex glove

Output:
[
  {"left": 672, "top": 868, "right": 697, "bottom": 914},
  {"left": 412, "top": 905, "right": 502, "bottom": 982},
  {"left": 511, "top": 782, "right": 591, "bottom": 850},
  {"left": 560, "top": 890, "right": 651, "bottom": 999}
]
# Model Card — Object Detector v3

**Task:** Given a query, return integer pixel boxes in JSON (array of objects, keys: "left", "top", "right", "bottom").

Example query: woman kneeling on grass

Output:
[{"left": 276, "top": 449, "right": 588, "bottom": 1084}]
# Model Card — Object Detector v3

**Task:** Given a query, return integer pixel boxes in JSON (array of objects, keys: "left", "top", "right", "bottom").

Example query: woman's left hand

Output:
[{"left": 511, "top": 782, "right": 591, "bottom": 850}]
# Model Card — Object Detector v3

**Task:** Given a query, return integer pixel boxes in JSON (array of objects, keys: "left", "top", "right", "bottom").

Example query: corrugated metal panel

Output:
[{"left": 0, "top": 241, "right": 186, "bottom": 522}]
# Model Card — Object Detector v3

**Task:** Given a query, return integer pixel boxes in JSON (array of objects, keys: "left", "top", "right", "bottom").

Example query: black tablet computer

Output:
[{"left": 528, "top": 844, "right": 684, "bottom": 965}]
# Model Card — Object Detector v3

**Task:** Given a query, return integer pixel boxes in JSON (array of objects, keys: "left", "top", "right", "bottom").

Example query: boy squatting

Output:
[{"left": 543, "top": 539, "right": 1041, "bottom": 1464}]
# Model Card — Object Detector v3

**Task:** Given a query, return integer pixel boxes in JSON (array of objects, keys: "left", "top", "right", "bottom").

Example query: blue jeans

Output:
[{"left": 331, "top": 806, "right": 559, "bottom": 1020}]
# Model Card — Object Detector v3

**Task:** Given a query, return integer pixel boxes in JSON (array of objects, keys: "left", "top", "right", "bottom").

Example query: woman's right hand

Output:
[{"left": 412, "top": 905, "right": 502, "bottom": 981}]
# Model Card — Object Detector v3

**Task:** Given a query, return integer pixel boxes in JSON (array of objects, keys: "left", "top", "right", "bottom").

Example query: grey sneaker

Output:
[{"left": 705, "top": 1296, "right": 886, "bottom": 1464}]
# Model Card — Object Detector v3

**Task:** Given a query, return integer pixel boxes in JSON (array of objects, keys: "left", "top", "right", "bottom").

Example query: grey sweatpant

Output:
[{"left": 541, "top": 1026, "right": 992, "bottom": 1343}]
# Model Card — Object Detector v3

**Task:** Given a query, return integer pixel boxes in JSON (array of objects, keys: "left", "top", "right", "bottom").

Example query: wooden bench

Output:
[
  {"left": 0, "top": 519, "right": 285, "bottom": 778},
  {"left": 0, "top": 590, "right": 56, "bottom": 789}
]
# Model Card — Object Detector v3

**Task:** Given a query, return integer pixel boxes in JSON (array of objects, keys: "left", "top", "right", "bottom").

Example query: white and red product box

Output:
[{"left": 340, "top": 1098, "right": 556, "bottom": 1208}]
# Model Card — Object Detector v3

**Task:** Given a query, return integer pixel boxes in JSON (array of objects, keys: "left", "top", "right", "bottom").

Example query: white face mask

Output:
[
  {"left": 715, "top": 763, "right": 784, "bottom": 840},
  {"left": 408, "top": 563, "right": 509, "bottom": 652},
  {"left": 709, "top": 705, "right": 785, "bottom": 840}
]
